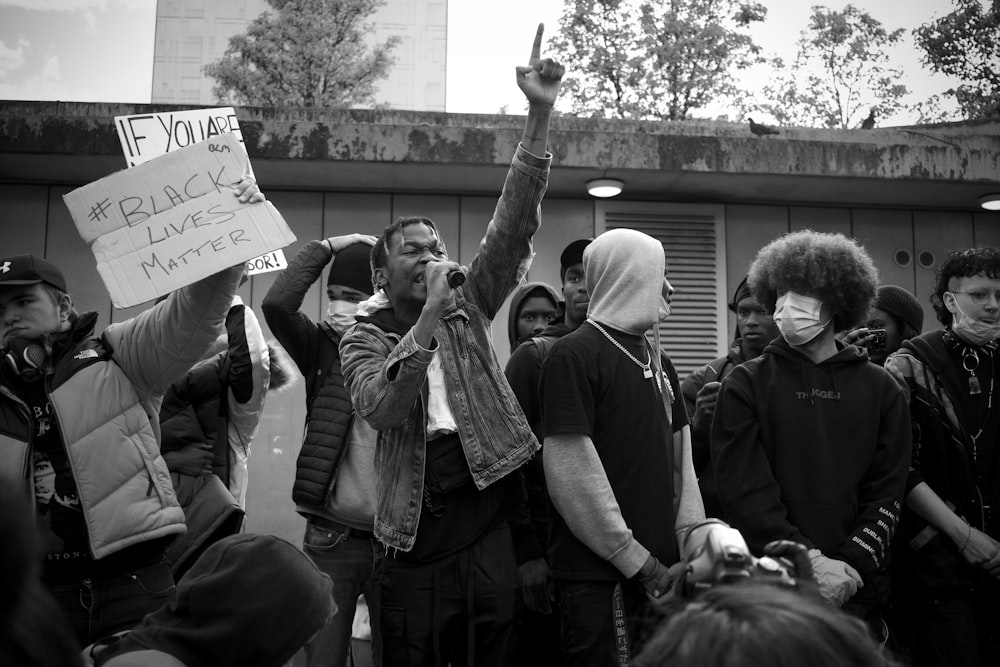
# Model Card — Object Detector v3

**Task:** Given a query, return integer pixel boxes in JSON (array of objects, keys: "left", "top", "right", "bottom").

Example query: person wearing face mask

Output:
[
  {"left": 883, "top": 247, "right": 1000, "bottom": 667},
  {"left": 709, "top": 230, "right": 911, "bottom": 642},
  {"left": 261, "top": 234, "right": 381, "bottom": 667}
]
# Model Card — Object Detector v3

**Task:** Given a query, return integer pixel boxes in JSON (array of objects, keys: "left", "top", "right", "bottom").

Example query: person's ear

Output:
[
  {"left": 942, "top": 291, "right": 959, "bottom": 314},
  {"left": 57, "top": 293, "right": 73, "bottom": 323},
  {"left": 373, "top": 267, "right": 386, "bottom": 290}
]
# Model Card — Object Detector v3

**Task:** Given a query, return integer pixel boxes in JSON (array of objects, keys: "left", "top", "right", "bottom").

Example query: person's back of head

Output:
[
  {"left": 633, "top": 583, "right": 896, "bottom": 667},
  {"left": 95, "top": 533, "right": 334, "bottom": 667}
]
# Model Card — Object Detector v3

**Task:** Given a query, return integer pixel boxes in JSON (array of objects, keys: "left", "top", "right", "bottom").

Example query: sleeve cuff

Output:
[{"left": 608, "top": 539, "right": 651, "bottom": 579}]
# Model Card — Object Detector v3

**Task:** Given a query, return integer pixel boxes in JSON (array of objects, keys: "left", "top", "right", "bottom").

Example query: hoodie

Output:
[
  {"left": 506, "top": 281, "right": 561, "bottom": 352},
  {"left": 710, "top": 336, "right": 911, "bottom": 604},
  {"left": 95, "top": 534, "right": 334, "bottom": 667},
  {"left": 541, "top": 229, "right": 704, "bottom": 580}
]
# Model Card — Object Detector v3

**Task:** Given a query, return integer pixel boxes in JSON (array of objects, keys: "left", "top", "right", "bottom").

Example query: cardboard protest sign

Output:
[
  {"left": 115, "top": 107, "right": 245, "bottom": 168},
  {"left": 246, "top": 249, "right": 287, "bottom": 276},
  {"left": 63, "top": 132, "right": 295, "bottom": 308},
  {"left": 114, "top": 107, "right": 284, "bottom": 276}
]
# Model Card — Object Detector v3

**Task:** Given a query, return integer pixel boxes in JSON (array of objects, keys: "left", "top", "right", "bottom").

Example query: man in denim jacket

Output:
[{"left": 339, "top": 24, "right": 563, "bottom": 667}]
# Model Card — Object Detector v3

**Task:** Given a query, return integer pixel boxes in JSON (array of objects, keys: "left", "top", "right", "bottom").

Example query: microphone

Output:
[{"left": 447, "top": 269, "right": 466, "bottom": 288}]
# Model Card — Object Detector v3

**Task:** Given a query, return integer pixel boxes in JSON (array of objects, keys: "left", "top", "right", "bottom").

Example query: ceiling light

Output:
[
  {"left": 980, "top": 193, "right": 1000, "bottom": 211},
  {"left": 586, "top": 178, "right": 624, "bottom": 198}
]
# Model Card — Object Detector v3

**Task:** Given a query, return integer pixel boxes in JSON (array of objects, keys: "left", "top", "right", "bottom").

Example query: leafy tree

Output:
[
  {"left": 549, "top": 0, "right": 768, "bottom": 120},
  {"left": 754, "top": 5, "right": 907, "bottom": 129},
  {"left": 204, "top": 0, "right": 399, "bottom": 108},
  {"left": 913, "top": 0, "right": 1000, "bottom": 119}
]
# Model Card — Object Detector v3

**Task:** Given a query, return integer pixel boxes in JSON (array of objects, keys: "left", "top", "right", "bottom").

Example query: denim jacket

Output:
[{"left": 339, "top": 144, "right": 549, "bottom": 552}]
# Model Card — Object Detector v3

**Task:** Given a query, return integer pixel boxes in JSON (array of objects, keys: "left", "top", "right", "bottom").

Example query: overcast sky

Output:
[{"left": 0, "top": 0, "right": 963, "bottom": 124}]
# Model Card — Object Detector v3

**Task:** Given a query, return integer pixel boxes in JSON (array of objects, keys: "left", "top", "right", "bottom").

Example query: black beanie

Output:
[
  {"left": 327, "top": 242, "right": 374, "bottom": 294},
  {"left": 875, "top": 285, "right": 923, "bottom": 335}
]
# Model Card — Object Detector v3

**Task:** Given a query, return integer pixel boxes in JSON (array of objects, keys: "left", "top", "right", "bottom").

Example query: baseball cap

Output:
[
  {"left": 0, "top": 254, "right": 68, "bottom": 293},
  {"left": 560, "top": 239, "right": 592, "bottom": 280}
]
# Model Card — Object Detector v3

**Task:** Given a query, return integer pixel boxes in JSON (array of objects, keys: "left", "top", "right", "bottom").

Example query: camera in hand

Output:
[
  {"left": 681, "top": 522, "right": 797, "bottom": 598},
  {"left": 863, "top": 328, "right": 887, "bottom": 353}
]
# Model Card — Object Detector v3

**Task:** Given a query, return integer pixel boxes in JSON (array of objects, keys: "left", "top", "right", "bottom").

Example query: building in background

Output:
[
  {"left": 151, "top": 0, "right": 447, "bottom": 110},
  {"left": 3, "top": 99, "right": 998, "bottom": 544}
]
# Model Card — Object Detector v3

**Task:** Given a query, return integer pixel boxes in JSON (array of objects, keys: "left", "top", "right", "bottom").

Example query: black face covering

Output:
[{"left": 3, "top": 338, "right": 51, "bottom": 382}]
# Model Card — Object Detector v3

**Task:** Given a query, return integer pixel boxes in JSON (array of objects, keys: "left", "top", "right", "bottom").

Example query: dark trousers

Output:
[
  {"left": 890, "top": 583, "right": 1000, "bottom": 667},
  {"left": 509, "top": 602, "right": 561, "bottom": 666},
  {"left": 47, "top": 559, "right": 176, "bottom": 647},
  {"left": 555, "top": 578, "right": 652, "bottom": 667},
  {"left": 380, "top": 522, "right": 518, "bottom": 667},
  {"left": 301, "top": 519, "right": 383, "bottom": 667}
]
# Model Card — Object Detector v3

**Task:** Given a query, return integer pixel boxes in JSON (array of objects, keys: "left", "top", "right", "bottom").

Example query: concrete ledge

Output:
[{"left": 2, "top": 101, "right": 998, "bottom": 208}]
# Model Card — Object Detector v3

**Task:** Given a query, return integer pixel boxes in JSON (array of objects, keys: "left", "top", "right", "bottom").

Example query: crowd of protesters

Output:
[{"left": 3, "top": 22, "right": 1000, "bottom": 667}]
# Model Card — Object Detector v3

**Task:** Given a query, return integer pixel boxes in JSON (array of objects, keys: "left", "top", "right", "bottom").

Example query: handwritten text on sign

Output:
[
  {"left": 63, "top": 133, "right": 295, "bottom": 308},
  {"left": 115, "top": 107, "right": 245, "bottom": 168}
]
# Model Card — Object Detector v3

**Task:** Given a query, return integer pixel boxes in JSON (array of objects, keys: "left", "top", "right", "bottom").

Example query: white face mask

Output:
[
  {"left": 327, "top": 300, "right": 359, "bottom": 334},
  {"left": 948, "top": 295, "right": 1000, "bottom": 347},
  {"left": 773, "top": 291, "right": 830, "bottom": 346}
]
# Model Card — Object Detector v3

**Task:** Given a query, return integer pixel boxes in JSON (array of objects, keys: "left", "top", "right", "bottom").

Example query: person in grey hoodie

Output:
[
  {"left": 506, "top": 281, "right": 560, "bottom": 353},
  {"left": 539, "top": 228, "right": 705, "bottom": 666},
  {"left": 710, "top": 230, "right": 911, "bottom": 640}
]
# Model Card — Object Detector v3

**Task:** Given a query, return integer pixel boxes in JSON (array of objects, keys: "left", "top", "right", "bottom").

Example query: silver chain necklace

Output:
[{"left": 588, "top": 319, "right": 654, "bottom": 380}]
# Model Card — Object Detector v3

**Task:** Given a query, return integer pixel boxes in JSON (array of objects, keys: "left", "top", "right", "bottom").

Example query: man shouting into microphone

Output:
[{"left": 339, "top": 24, "right": 563, "bottom": 667}]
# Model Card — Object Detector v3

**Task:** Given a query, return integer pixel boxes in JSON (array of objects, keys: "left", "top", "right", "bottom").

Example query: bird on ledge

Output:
[{"left": 748, "top": 117, "right": 780, "bottom": 137}]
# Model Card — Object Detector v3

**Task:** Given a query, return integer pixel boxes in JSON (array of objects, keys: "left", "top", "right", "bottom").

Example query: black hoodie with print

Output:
[{"left": 710, "top": 336, "right": 912, "bottom": 604}]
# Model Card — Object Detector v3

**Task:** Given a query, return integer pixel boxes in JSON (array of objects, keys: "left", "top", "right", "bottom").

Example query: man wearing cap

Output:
[
  {"left": 503, "top": 238, "right": 590, "bottom": 663},
  {"left": 681, "top": 275, "right": 779, "bottom": 516},
  {"left": 262, "top": 233, "right": 381, "bottom": 667},
  {"left": 0, "top": 252, "right": 249, "bottom": 648}
]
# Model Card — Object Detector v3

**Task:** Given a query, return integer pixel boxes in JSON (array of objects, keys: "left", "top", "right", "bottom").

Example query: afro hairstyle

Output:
[{"left": 748, "top": 230, "right": 878, "bottom": 333}]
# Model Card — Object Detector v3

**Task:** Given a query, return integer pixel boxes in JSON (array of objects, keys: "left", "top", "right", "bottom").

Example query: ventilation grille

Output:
[{"left": 605, "top": 212, "right": 721, "bottom": 377}]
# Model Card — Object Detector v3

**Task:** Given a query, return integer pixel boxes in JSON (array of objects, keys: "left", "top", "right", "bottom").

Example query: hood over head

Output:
[
  {"left": 507, "top": 281, "right": 561, "bottom": 351},
  {"left": 95, "top": 534, "right": 333, "bottom": 667},
  {"left": 584, "top": 229, "right": 665, "bottom": 335}
]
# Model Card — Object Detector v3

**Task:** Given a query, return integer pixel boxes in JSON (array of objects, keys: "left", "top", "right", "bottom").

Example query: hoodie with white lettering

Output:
[{"left": 709, "top": 335, "right": 911, "bottom": 604}]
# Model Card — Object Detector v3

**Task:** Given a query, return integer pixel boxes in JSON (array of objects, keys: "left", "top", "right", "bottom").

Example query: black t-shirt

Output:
[{"left": 540, "top": 322, "right": 687, "bottom": 580}]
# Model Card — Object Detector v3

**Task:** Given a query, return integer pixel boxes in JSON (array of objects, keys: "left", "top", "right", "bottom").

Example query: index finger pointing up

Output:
[{"left": 529, "top": 23, "right": 544, "bottom": 65}]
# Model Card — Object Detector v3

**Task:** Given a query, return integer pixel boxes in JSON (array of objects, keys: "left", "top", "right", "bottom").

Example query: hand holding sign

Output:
[{"left": 63, "top": 133, "right": 295, "bottom": 308}]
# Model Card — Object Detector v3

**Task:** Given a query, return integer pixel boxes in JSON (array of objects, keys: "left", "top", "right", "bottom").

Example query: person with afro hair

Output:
[
  {"left": 884, "top": 246, "right": 1000, "bottom": 667},
  {"left": 709, "top": 230, "right": 911, "bottom": 641}
]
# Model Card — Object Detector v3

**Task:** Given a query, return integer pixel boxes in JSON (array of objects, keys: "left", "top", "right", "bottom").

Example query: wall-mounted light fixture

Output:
[
  {"left": 586, "top": 178, "right": 624, "bottom": 198},
  {"left": 980, "top": 193, "right": 1000, "bottom": 211}
]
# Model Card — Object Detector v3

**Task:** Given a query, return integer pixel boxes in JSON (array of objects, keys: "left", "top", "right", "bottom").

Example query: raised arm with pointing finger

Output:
[{"left": 338, "top": 24, "right": 563, "bottom": 667}]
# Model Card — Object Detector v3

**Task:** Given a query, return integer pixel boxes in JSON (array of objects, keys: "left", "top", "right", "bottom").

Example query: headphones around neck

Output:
[{"left": 3, "top": 338, "right": 50, "bottom": 382}]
